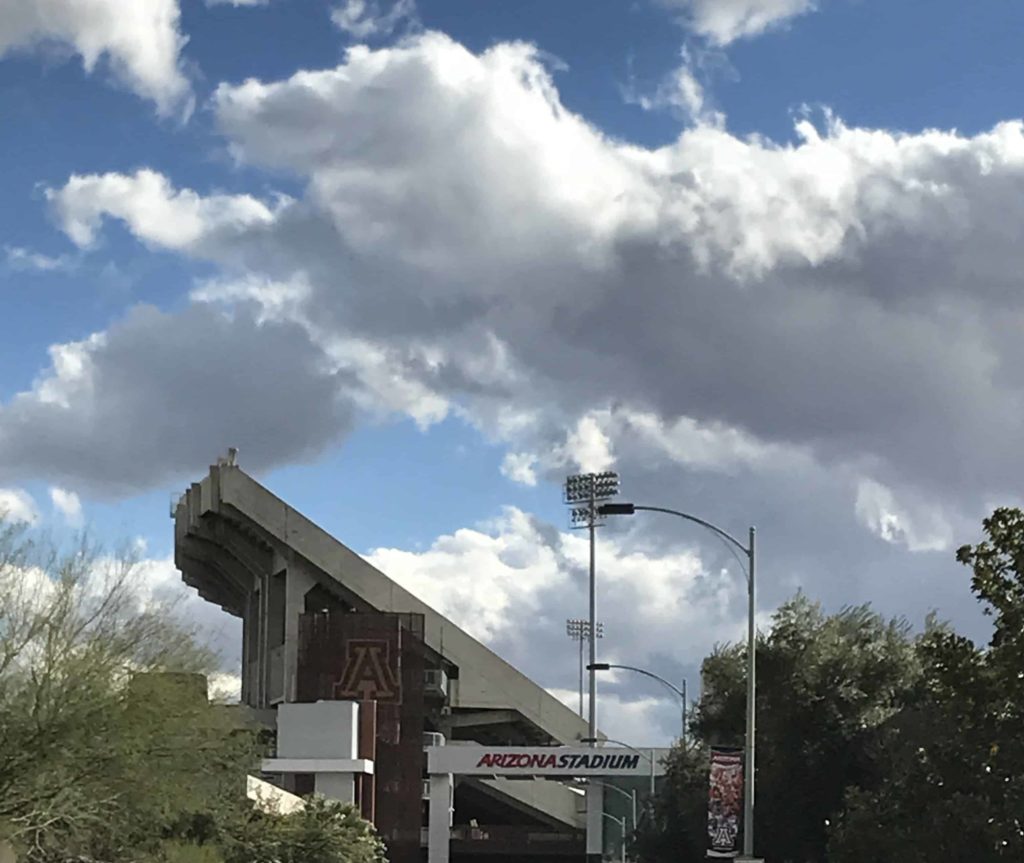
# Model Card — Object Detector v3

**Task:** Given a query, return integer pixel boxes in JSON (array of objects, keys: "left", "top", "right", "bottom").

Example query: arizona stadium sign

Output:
[
  {"left": 425, "top": 745, "right": 670, "bottom": 778},
  {"left": 477, "top": 751, "right": 641, "bottom": 770}
]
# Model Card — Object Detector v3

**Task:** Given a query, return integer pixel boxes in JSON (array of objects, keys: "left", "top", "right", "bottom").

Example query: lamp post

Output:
[
  {"left": 566, "top": 619, "right": 604, "bottom": 718},
  {"left": 599, "top": 502, "right": 758, "bottom": 860},
  {"left": 563, "top": 472, "right": 620, "bottom": 743},
  {"left": 588, "top": 662, "right": 687, "bottom": 744},
  {"left": 601, "top": 812, "right": 628, "bottom": 863},
  {"left": 580, "top": 737, "right": 658, "bottom": 795},
  {"left": 565, "top": 473, "right": 621, "bottom": 863},
  {"left": 575, "top": 779, "right": 638, "bottom": 834}
]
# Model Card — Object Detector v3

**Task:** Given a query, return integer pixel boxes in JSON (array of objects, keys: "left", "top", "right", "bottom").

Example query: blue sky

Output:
[{"left": 4, "top": 0, "right": 1024, "bottom": 743}]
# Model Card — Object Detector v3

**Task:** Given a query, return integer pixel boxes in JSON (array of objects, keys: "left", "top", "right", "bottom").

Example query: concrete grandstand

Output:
[{"left": 173, "top": 459, "right": 659, "bottom": 862}]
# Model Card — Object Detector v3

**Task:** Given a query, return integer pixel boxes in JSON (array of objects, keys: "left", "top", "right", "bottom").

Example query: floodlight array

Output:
[
  {"left": 563, "top": 471, "right": 620, "bottom": 503},
  {"left": 566, "top": 619, "right": 604, "bottom": 639},
  {"left": 569, "top": 506, "right": 595, "bottom": 527}
]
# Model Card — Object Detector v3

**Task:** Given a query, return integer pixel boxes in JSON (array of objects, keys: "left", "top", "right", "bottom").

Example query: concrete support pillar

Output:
[
  {"left": 427, "top": 774, "right": 453, "bottom": 863},
  {"left": 586, "top": 782, "right": 604, "bottom": 862},
  {"left": 283, "top": 563, "right": 316, "bottom": 701},
  {"left": 256, "top": 572, "right": 268, "bottom": 707}
]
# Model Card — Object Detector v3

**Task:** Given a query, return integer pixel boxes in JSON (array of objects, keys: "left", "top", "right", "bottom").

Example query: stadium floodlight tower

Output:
[
  {"left": 566, "top": 619, "right": 604, "bottom": 717},
  {"left": 563, "top": 471, "right": 620, "bottom": 743}
]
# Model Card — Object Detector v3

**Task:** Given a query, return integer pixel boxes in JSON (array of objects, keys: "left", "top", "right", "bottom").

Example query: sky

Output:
[{"left": 3, "top": 0, "right": 1024, "bottom": 746}]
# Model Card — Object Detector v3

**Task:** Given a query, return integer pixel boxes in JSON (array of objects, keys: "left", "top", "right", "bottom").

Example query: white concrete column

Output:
[
  {"left": 428, "top": 774, "right": 453, "bottom": 863},
  {"left": 586, "top": 782, "right": 604, "bottom": 860},
  {"left": 283, "top": 562, "right": 316, "bottom": 701}
]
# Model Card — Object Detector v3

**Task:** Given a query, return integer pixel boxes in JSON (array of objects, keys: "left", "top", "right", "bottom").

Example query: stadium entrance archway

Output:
[{"left": 425, "top": 745, "right": 670, "bottom": 863}]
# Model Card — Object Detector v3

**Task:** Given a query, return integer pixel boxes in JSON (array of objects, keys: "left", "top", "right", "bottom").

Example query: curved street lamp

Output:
[
  {"left": 598, "top": 502, "right": 758, "bottom": 861},
  {"left": 580, "top": 737, "right": 658, "bottom": 794},
  {"left": 571, "top": 779, "right": 638, "bottom": 833},
  {"left": 601, "top": 812, "right": 628, "bottom": 863},
  {"left": 587, "top": 662, "right": 687, "bottom": 743}
]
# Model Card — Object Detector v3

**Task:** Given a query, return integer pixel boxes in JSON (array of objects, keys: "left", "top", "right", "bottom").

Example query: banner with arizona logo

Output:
[{"left": 707, "top": 747, "right": 743, "bottom": 858}]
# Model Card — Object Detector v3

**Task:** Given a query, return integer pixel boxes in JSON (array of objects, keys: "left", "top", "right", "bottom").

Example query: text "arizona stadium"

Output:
[{"left": 475, "top": 752, "right": 643, "bottom": 770}]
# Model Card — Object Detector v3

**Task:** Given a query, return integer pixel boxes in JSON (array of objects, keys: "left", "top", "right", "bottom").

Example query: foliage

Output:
[
  {"left": 638, "top": 508, "right": 1024, "bottom": 863},
  {"left": 697, "top": 595, "right": 920, "bottom": 863},
  {"left": 0, "top": 517, "right": 388, "bottom": 863},
  {"left": 220, "top": 797, "right": 387, "bottom": 863},
  {"left": 630, "top": 744, "right": 709, "bottom": 862},
  {"left": 828, "top": 507, "right": 1024, "bottom": 862},
  {"left": 0, "top": 519, "right": 256, "bottom": 862}
]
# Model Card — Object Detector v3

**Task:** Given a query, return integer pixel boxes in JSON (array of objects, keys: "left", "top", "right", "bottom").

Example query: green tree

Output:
[
  {"left": 707, "top": 596, "right": 919, "bottom": 862},
  {"left": 829, "top": 507, "right": 1024, "bottom": 862},
  {"left": 636, "top": 594, "right": 921, "bottom": 863},
  {"left": 630, "top": 744, "right": 709, "bottom": 862},
  {"left": 0, "top": 518, "right": 256, "bottom": 861},
  {"left": 0, "top": 516, "right": 388, "bottom": 863},
  {"left": 220, "top": 797, "right": 387, "bottom": 863}
]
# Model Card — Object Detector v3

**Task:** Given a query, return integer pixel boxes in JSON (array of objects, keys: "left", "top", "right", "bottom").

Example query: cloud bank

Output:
[{"left": 0, "top": 0, "right": 191, "bottom": 115}]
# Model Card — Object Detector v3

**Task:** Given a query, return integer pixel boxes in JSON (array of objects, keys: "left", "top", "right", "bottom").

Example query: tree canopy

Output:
[
  {"left": 0, "top": 518, "right": 385, "bottom": 863},
  {"left": 636, "top": 507, "right": 1024, "bottom": 863}
]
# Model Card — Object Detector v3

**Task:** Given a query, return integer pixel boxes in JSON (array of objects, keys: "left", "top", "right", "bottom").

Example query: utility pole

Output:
[
  {"left": 744, "top": 526, "right": 757, "bottom": 859},
  {"left": 567, "top": 619, "right": 603, "bottom": 718},
  {"left": 682, "top": 677, "right": 688, "bottom": 747},
  {"left": 564, "top": 472, "right": 620, "bottom": 863},
  {"left": 564, "top": 472, "right": 619, "bottom": 742},
  {"left": 598, "top": 501, "right": 760, "bottom": 860}
]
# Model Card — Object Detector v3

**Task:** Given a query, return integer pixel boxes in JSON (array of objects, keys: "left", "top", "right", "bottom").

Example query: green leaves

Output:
[
  {"left": 0, "top": 518, "right": 387, "bottom": 863},
  {"left": 638, "top": 506, "right": 1024, "bottom": 863},
  {"left": 0, "top": 521, "right": 255, "bottom": 862},
  {"left": 220, "top": 798, "right": 387, "bottom": 863}
]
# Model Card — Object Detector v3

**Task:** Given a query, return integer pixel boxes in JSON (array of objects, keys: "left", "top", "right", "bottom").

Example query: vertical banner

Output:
[{"left": 707, "top": 747, "right": 743, "bottom": 858}]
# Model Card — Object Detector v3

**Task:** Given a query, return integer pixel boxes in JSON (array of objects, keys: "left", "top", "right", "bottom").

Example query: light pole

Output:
[
  {"left": 600, "top": 812, "right": 628, "bottom": 863},
  {"left": 566, "top": 619, "right": 604, "bottom": 718},
  {"left": 588, "top": 662, "right": 687, "bottom": 744},
  {"left": 564, "top": 472, "right": 620, "bottom": 744},
  {"left": 599, "top": 502, "right": 758, "bottom": 860},
  {"left": 580, "top": 737, "right": 658, "bottom": 795},
  {"left": 574, "top": 779, "right": 638, "bottom": 833}
]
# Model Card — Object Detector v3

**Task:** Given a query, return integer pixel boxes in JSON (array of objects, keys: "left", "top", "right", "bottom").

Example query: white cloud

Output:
[
  {"left": 207, "top": 0, "right": 268, "bottom": 6},
  {"left": 132, "top": 555, "right": 241, "bottom": 663},
  {"left": 48, "top": 170, "right": 285, "bottom": 251},
  {"left": 658, "top": 0, "right": 818, "bottom": 45},
  {"left": 190, "top": 274, "right": 312, "bottom": 321},
  {"left": 548, "top": 687, "right": 670, "bottom": 746},
  {"left": 4, "top": 246, "right": 76, "bottom": 273},
  {"left": 565, "top": 415, "right": 615, "bottom": 474},
  {"left": 0, "top": 303, "right": 355, "bottom": 496},
  {"left": 0, "top": 488, "right": 39, "bottom": 524},
  {"left": 331, "top": 0, "right": 419, "bottom": 40},
  {"left": 49, "top": 487, "right": 83, "bottom": 527},
  {"left": 0, "top": 0, "right": 191, "bottom": 115},
  {"left": 625, "top": 47, "right": 725, "bottom": 127},
  {"left": 9, "top": 33, "right": 1024, "bottom": 658},
  {"left": 501, "top": 452, "right": 538, "bottom": 486},
  {"left": 367, "top": 508, "right": 569, "bottom": 643},
  {"left": 29, "top": 34, "right": 1024, "bottom": 519},
  {"left": 855, "top": 479, "right": 953, "bottom": 553},
  {"left": 209, "top": 672, "right": 242, "bottom": 701},
  {"left": 367, "top": 507, "right": 734, "bottom": 743}
]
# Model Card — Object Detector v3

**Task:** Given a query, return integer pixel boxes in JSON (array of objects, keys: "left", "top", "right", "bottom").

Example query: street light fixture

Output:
[
  {"left": 598, "top": 501, "right": 758, "bottom": 861},
  {"left": 570, "top": 779, "right": 638, "bottom": 835},
  {"left": 567, "top": 619, "right": 604, "bottom": 718},
  {"left": 563, "top": 472, "right": 620, "bottom": 745},
  {"left": 601, "top": 812, "right": 628, "bottom": 863},
  {"left": 587, "top": 662, "right": 688, "bottom": 744},
  {"left": 580, "top": 737, "right": 658, "bottom": 795}
]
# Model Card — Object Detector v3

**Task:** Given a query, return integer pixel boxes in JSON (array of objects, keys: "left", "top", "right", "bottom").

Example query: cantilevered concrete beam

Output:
[{"left": 445, "top": 710, "right": 520, "bottom": 729}]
